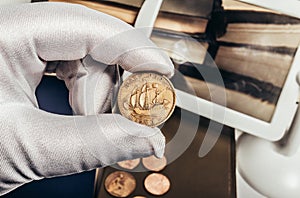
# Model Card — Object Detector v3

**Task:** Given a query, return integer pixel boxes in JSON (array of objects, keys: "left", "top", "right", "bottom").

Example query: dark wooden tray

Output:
[{"left": 94, "top": 108, "right": 236, "bottom": 198}]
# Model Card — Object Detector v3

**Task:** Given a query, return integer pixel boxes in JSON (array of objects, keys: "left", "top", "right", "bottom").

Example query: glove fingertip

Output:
[
  {"left": 154, "top": 148, "right": 165, "bottom": 159},
  {"left": 152, "top": 132, "right": 166, "bottom": 159}
]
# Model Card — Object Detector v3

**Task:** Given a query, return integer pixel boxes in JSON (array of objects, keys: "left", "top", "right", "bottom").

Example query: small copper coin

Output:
[
  {"left": 133, "top": 196, "right": 146, "bottom": 198},
  {"left": 142, "top": 155, "right": 167, "bottom": 172},
  {"left": 117, "top": 158, "right": 140, "bottom": 170},
  {"left": 144, "top": 173, "right": 170, "bottom": 195},
  {"left": 118, "top": 72, "right": 176, "bottom": 127},
  {"left": 104, "top": 171, "right": 136, "bottom": 197}
]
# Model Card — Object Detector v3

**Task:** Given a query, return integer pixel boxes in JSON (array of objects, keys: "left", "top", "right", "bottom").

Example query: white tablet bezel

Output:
[
  {"left": 128, "top": 0, "right": 300, "bottom": 141},
  {"left": 237, "top": 0, "right": 300, "bottom": 19}
]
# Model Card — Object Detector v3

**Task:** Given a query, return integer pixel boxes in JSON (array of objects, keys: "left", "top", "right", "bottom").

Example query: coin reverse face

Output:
[
  {"left": 104, "top": 171, "right": 136, "bottom": 197},
  {"left": 118, "top": 72, "right": 176, "bottom": 127},
  {"left": 144, "top": 173, "right": 171, "bottom": 195}
]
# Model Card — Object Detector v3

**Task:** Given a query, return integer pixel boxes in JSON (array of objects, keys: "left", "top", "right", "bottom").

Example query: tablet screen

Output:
[{"left": 177, "top": 46, "right": 297, "bottom": 122}]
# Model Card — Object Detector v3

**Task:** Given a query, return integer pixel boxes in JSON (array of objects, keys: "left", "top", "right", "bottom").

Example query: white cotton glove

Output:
[{"left": 0, "top": 2, "right": 174, "bottom": 196}]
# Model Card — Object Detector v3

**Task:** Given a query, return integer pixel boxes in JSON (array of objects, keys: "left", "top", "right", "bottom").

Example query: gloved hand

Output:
[{"left": 0, "top": 2, "right": 174, "bottom": 196}]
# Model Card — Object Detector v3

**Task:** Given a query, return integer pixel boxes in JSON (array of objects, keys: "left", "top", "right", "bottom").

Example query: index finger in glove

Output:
[{"left": 0, "top": 2, "right": 174, "bottom": 78}]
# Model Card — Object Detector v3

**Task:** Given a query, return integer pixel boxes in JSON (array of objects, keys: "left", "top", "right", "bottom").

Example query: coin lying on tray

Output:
[
  {"left": 104, "top": 171, "right": 136, "bottom": 197},
  {"left": 142, "top": 155, "right": 167, "bottom": 172},
  {"left": 117, "top": 158, "right": 141, "bottom": 170},
  {"left": 118, "top": 72, "right": 176, "bottom": 127},
  {"left": 144, "top": 173, "right": 171, "bottom": 196}
]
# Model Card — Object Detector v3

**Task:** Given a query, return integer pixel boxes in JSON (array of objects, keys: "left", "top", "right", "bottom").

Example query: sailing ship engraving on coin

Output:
[
  {"left": 104, "top": 171, "right": 136, "bottom": 197},
  {"left": 118, "top": 72, "right": 176, "bottom": 127}
]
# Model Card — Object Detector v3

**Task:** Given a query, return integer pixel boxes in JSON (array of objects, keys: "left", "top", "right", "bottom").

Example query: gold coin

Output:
[
  {"left": 144, "top": 173, "right": 171, "bottom": 195},
  {"left": 133, "top": 196, "right": 147, "bottom": 198},
  {"left": 117, "top": 158, "right": 140, "bottom": 170},
  {"left": 104, "top": 171, "right": 136, "bottom": 197},
  {"left": 118, "top": 72, "right": 176, "bottom": 127},
  {"left": 142, "top": 155, "right": 167, "bottom": 172}
]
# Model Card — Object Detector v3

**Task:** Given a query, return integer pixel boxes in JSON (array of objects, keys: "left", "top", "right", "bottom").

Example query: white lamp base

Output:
[
  {"left": 236, "top": 168, "right": 265, "bottom": 198},
  {"left": 237, "top": 133, "right": 300, "bottom": 198}
]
